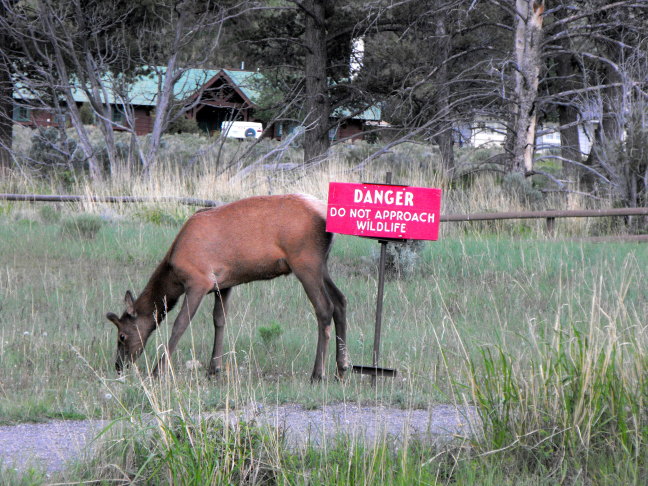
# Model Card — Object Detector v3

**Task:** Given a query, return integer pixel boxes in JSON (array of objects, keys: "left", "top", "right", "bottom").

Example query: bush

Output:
[
  {"left": 38, "top": 205, "right": 61, "bottom": 224},
  {"left": 79, "top": 103, "right": 95, "bottom": 125},
  {"left": 28, "top": 127, "right": 84, "bottom": 171},
  {"left": 258, "top": 322, "right": 283, "bottom": 347},
  {"left": 167, "top": 116, "right": 201, "bottom": 135},
  {"left": 96, "top": 140, "right": 130, "bottom": 173},
  {"left": 136, "top": 207, "right": 184, "bottom": 226},
  {"left": 60, "top": 214, "right": 104, "bottom": 239},
  {"left": 501, "top": 171, "right": 543, "bottom": 207},
  {"left": 383, "top": 240, "right": 426, "bottom": 278}
]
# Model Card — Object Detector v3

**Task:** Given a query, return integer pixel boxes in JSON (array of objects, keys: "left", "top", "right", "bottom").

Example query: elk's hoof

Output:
[
  {"left": 310, "top": 373, "right": 325, "bottom": 383},
  {"left": 152, "top": 362, "right": 167, "bottom": 378},
  {"left": 207, "top": 367, "right": 222, "bottom": 377}
]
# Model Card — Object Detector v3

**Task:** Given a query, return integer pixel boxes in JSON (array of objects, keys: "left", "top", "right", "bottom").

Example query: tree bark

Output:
[
  {"left": 143, "top": 4, "right": 188, "bottom": 174},
  {"left": 0, "top": 55, "right": 12, "bottom": 172},
  {"left": 144, "top": 52, "right": 179, "bottom": 173},
  {"left": 40, "top": 3, "right": 102, "bottom": 179},
  {"left": 432, "top": 15, "right": 454, "bottom": 173},
  {"left": 0, "top": 7, "right": 12, "bottom": 172},
  {"left": 555, "top": 51, "right": 582, "bottom": 178},
  {"left": 302, "top": 0, "right": 331, "bottom": 166},
  {"left": 584, "top": 55, "right": 625, "bottom": 190},
  {"left": 509, "top": 0, "right": 545, "bottom": 174}
]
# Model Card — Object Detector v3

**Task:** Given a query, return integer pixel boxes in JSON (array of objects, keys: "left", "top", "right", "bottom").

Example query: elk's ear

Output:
[
  {"left": 106, "top": 312, "right": 121, "bottom": 328},
  {"left": 124, "top": 290, "right": 137, "bottom": 317}
]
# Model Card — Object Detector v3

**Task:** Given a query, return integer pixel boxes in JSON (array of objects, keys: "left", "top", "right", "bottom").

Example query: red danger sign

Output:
[{"left": 326, "top": 182, "right": 442, "bottom": 240}]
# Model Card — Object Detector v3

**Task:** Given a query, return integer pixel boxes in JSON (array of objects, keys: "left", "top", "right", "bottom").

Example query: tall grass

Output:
[
  {"left": 468, "top": 274, "right": 648, "bottom": 483},
  {"left": 5, "top": 124, "right": 601, "bottom": 231}
]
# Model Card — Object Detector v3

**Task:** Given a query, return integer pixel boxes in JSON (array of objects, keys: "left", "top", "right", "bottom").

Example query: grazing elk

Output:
[{"left": 106, "top": 194, "right": 350, "bottom": 381}]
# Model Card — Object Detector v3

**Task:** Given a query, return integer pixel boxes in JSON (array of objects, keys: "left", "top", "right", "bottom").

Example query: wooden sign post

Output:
[{"left": 326, "top": 173, "right": 442, "bottom": 379}]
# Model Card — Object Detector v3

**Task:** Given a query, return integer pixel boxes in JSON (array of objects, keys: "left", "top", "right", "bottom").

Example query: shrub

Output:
[
  {"left": 383, "top": 240, "right": 426, "bottom": 278},
  {"left": 28, "top": 127, "right": 84, "bottom": 171},
  {"left": 501, "top": 171, "right": 543, "bottom": 207},
  {"left": 96, "top": 140, "right": 130, "bottom": 173},
  {"left": 136, "top": 207, "right": 184, "bottom": 226},
  {"left": 167, "top": 115, "right": 201, "bottom": 135},
  {"left": 258, "top": 322, "right": 283, "bottom": 347},
  {"left": 79, "top": 103, "right": 95, "bottom": 125},
  {"left": 38, "top": 205, "right": 61, "bottom": 224},
  {"left": 60, "top": 214, "right": 104, "bottom": 239}
]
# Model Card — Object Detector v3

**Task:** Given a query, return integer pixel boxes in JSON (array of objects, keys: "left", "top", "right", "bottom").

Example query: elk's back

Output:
[{"left": 166, "top": 194, "right": 330, "bottom": 287}]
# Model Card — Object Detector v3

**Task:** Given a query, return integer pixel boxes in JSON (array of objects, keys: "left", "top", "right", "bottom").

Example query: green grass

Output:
[{"left": 1, "top": 206, "right": 647, "bottom": 483}]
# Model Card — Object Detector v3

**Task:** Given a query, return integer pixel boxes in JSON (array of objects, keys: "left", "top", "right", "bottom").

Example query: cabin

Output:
[
  {"left": 12, "top": 68, "right": 261, "bottom": 136},
  {"left": 183, "top": 69, "right": 263, "bottom": 134},
  {"left": 271, "top": 106, "right": 382, "bottom": 143},
  {"left": 455, "top": 116, "right": 597, "bottom": 156},
  {"left": 12, "top": 68, "right": 381, "bottom": 142}
]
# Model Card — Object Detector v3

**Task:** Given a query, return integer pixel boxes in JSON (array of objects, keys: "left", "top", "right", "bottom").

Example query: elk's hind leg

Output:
[
  {"left": 324, "top": 270, "right": 350, "bottom": 378},
  {"left": 208, "top": 287, "right": 232, "bottom": 376},
  {"left": 292, "top": 263, "right": 334, "bottom": 382}
]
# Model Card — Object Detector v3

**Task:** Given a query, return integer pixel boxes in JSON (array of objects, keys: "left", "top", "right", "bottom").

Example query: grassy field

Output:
[
  {"left": 1, "top": 133, "right": 647, "bottom": 483},
  {"left": 1, "top": 199, "right": 647, "bottom": 484}
]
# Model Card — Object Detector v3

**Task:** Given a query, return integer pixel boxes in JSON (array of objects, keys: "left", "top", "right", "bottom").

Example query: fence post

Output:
[{"left": 546, "top": 215, "right": 555, "bottom": 237}]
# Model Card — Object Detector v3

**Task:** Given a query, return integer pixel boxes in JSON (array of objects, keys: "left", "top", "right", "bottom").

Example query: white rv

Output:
[{"left": 221, "top": 121, "right": 263, "bottom": 139}]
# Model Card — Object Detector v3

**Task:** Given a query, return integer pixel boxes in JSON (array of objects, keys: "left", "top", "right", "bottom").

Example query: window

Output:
[
  {"left": 111, "top": 106, "right": 124, "bottom": 124},
  {"left": 13, "top": 105, "right": 30, "bottom": 122},
  {"left": 54, "top": 114, "right": 68, "bottom": 127}
]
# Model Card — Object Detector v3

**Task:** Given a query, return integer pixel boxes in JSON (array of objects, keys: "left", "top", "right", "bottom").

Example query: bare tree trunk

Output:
[
  {"left": 509, "top": 0, "right": 545, "bottom": 174},
  {"left": 81, "top": 51, "right": 118, "bottom": 172},
  {"left": 144, "top": 52, "right": 179, "bottom": 173},
  {"left": 558, "top": 104, "right": 581, "bottom": 170},
  {"left": 302, "top": 0, "right": 330, "bottom": 165},
  {"left": 584, "top": 61, "right": 625, "bottom": 190},
  {"left": 40, "top": 3, "right": 102, "bottom": 179},
  {"left": 556, "top": 51, "right": 582, "bottom": 179},
  {"left": 0, "top": 51, "right": 12, "bottom": 172},
  {"left": 432, "top": 15, "right": 454, "bottom": 173},
  {"left": 0, "top": 6, "right": 12, "bottom": 172},
  {"left": 549, "top": 7, "right": 583, "bottom": 182},
  {"left": 66, "top": 0, "right": 119, "bottom": 173}
]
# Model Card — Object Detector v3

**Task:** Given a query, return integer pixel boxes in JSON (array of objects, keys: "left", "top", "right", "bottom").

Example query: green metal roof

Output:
[
  {"left": 14, "top": 68, "right": 381, "bottom": 121},
  {"left": 14, "top": 68, "right": 262, "bottom": 107},
  {"left": 222, "top": 69, "right": 264, "bottom": 102},
  {"left": 81, "top": 68, "right": 263, "bottom": 106},
  {"left": 332, "top": 104, "right": 382, "bottom": 121}
]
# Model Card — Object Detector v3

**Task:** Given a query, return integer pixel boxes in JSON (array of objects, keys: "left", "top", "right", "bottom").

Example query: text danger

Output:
[{"left": 326, "top": 182, "right": 442, "bottom": 240}]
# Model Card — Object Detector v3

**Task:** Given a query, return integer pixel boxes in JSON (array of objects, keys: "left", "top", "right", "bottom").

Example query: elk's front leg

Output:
[{"left": 153, "top": 288, "right": 206, "bottom": 376}]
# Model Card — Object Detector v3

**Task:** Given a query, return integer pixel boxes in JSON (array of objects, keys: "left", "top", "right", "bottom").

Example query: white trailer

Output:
[{"left": 221, "top": 121, "right": 263, "bottom": 139}]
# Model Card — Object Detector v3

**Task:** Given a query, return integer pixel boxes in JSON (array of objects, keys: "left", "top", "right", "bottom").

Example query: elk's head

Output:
[{"left": 106, "top": 291, "right": 148, "bottom": 373}]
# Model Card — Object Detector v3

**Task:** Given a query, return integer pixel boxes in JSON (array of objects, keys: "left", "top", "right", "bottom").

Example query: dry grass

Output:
[{"left": 4, "top": 126, "right": 609, "bottom": 240}]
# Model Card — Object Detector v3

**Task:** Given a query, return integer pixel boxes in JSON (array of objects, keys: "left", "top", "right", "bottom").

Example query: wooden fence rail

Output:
[
  {"left": 0, "top": 193, "right": 223, "bottom": 207},
  {"left": 1, "top": 193, "right": 647, "bottom": 240},
  {"left": 440, "top": 207, "right": 648, "bottom": 222}
]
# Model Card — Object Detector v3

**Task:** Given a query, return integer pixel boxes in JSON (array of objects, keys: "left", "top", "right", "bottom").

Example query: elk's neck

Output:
[{"left": 135, "top": 260, "right": 182, "bottom": 327}]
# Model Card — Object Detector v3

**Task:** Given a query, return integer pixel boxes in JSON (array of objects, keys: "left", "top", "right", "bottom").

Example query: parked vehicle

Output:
[{"left": 221, "top": 121, "right": 263, "bottom": 139}]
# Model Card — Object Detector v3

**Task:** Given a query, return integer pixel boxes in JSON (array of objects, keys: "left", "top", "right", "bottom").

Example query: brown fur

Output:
[{"left": 106, "top": 194, "right": 350, "bottom": 381}]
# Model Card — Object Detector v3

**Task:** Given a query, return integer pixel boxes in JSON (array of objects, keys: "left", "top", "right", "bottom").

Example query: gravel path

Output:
[
  {"left": 0, "top": 419, "right": 108, "bottom": 475},
  {"left": 215, "top": 403, "right": 478, "bottom": 448},
  {"left": 0, "top": 404, "right": 478, "bottom": 476}
]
